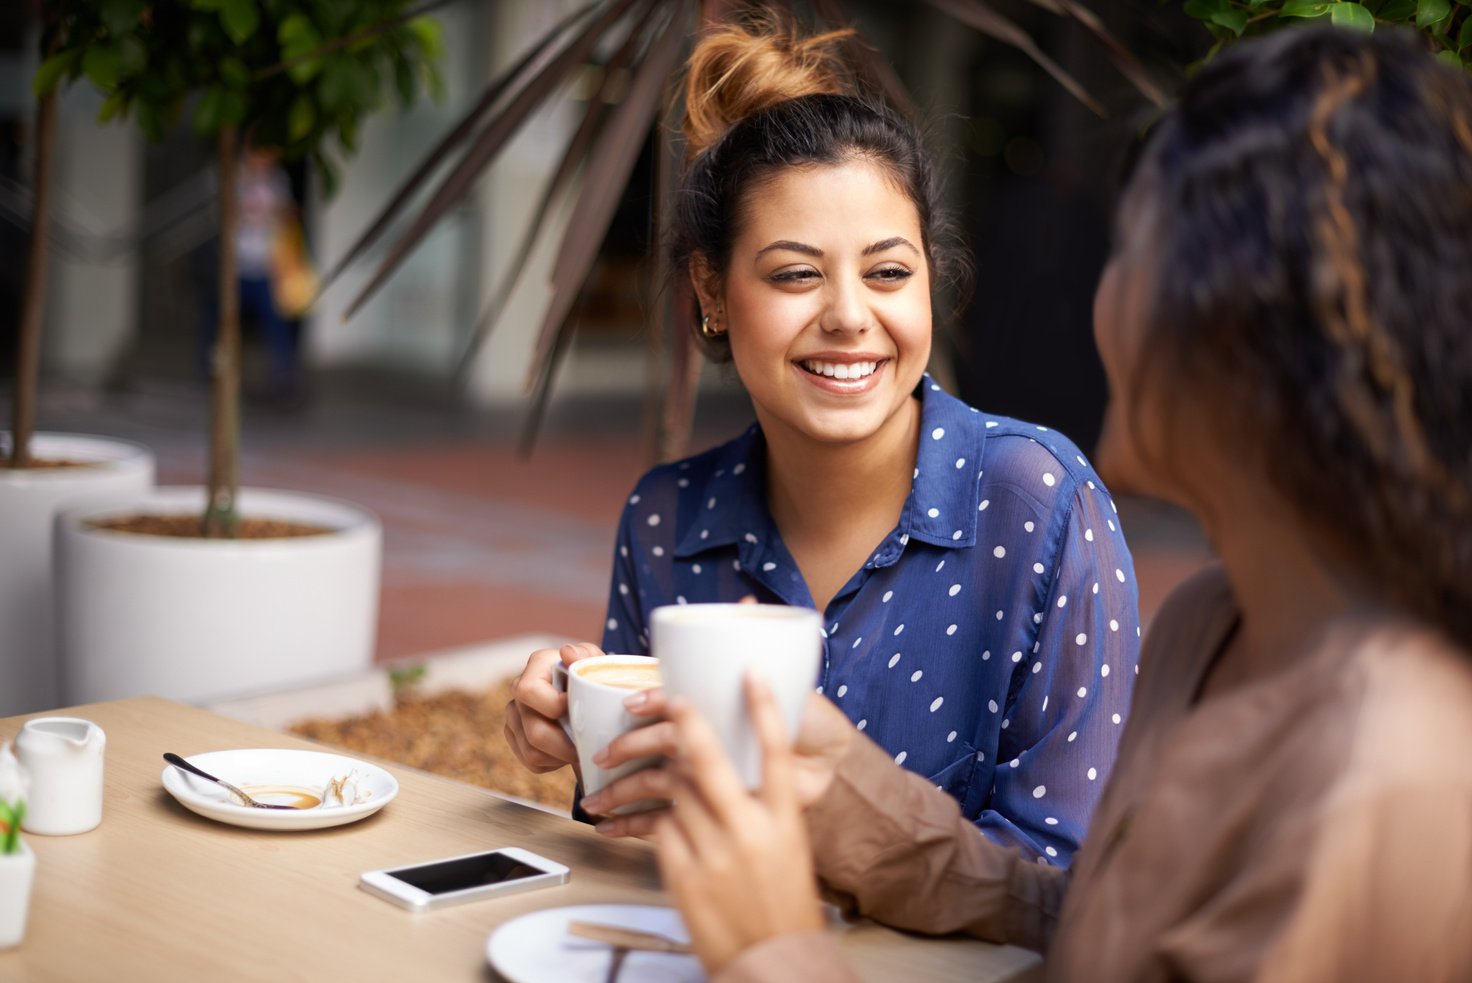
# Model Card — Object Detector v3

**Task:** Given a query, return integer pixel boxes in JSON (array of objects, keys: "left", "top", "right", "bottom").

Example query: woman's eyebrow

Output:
[
  {"left": 755, "top": 239, "right": 822, "bottom": 258},
  {"left": 863, "top": 236, "right": 919, "bottom": 256}
]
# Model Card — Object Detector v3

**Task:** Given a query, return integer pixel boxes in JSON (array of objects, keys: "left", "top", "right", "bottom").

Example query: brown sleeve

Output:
[
  {"left": 1256, "top": 784, "right": 1472, "bottom": 983},
  {"left": 804, "top": 732, "right": 1068, "bottom": 952},
  {"left": 714, "top": 931, "right": 861, "bottom": 983}
]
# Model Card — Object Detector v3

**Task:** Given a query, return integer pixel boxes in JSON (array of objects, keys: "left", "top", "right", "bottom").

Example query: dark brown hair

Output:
[{"left": 1130, "top": 27, "right": 1472, "bottom": 646}]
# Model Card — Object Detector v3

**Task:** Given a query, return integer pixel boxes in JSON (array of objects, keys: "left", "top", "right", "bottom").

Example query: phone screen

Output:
[{"left": 387, "top": 852, "right": 549, "bottom": 896}]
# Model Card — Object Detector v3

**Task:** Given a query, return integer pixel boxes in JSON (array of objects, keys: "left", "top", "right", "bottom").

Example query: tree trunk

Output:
[
  {"left": 203, "top": 124, "right": 241, "bottom": 538},
  {"left": 8, "top": 86, "right": 58, "bottom": 469}
]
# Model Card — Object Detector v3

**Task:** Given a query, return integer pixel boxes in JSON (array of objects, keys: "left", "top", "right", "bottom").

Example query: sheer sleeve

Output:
[{"left": 978, "top": 479, "right": 1139, "bottom": 866}]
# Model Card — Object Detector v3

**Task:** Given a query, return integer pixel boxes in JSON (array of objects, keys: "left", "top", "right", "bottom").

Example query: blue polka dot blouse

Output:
[{"left": 601, "top": 378, "right": 1140, "bottom": 866}]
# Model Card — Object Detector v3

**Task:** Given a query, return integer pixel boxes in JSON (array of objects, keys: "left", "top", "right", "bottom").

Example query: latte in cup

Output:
[
  {"left": 574, "top": 660, "right": 661, "bottom": 691},
  {"left": 556, "top": 654, "right": 663, "bottom": 812}
]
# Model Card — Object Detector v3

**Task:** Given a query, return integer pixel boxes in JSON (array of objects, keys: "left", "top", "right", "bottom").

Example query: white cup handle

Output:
[{"left": 552, "top": 661, "right": 575, "bottom": 743}]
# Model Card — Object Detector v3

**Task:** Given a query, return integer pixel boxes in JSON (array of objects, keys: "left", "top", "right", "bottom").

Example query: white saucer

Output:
[
  {"left": 161, "top": 748, "right": 398, "bottom": 831},
  {"left": 487, "top": 904, "right": 703, "bottom": 983}
]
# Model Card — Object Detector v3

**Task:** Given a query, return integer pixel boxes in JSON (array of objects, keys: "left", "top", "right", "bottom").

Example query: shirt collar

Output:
[
  {"left": 673, "top": 378, "right": 986, "bottom": 559},
  {"left": 902, "top": 377, "right": 986, "bottom": 550},
  {"left": 674, "top": 425, "right": 770, "bottom": 559}
]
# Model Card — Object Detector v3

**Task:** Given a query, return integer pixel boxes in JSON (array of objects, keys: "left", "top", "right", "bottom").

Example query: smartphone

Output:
[{"left": 358, "top": 847, "right": 570, "bottom": 911}]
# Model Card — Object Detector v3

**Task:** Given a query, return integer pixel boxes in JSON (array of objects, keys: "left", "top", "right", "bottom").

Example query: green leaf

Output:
[
  {"left": 194, "top": 87, "right": 227, "bottom": 135},
  {"left": 191, "top": 0, "right": 223, "bottom": 9},
  {"left": 97, "top": 89, "right": 129, "bottom": 123},
  {"left": 219, "top": 56, "right": 250, "bottom": 90},
  {"left": 337, "top": 117, "right": 360, "bottom": 155},
  {"left": 136, "top": 99, "right": 166, "bottom": 141},
  {"left": 279, "top": 14, "right": 325, "bottom": 84},
  {"left": 314, "top": 151, "right": 340, "bottom": 199},
  {"left": 32, "top": 49, "right": 77, "bottom": 97},
  {"left": 1331, "top": 2, "right": 1378, "bottom": 28},
  {"left": 288, "top": 95, "right": 315, "bottom": 142},
  {"left": 407, "top": 17, "right": 445, "bottom": 61},
  {"left": 82, "top": 44, "right": 123, "bottom": 90},
  {"left": 1283, "top": 0, "right": 1333, "bottom": 15},
  {"left": 1435, "top": 47, "right": 1465, "bottom": 66},
  {"left": 1459, "top": 14, "right": 1472, "bottom": 47},
  {"left": 100, "top": 0, "right": 147, "bottom": 36},
  {"left": 1419, "top": 0, "right": 1453, "bottom": 26},
  {"left": 1376, "top": 0, "right": 1418, "bottom": 20},
  {"left": 219, "top": 0, "right": 260, "bottom": 44},
  {"left": 115, "top": 35, "right": 147, "bottom": 76},
  {"left": 318, "top": 58, "right": 358, "bottom": 111},
  {"left": 394, "top": 57, "right": 416, "bottom": 108},
  {"left": 1184, "top": 0, "right": 1248, "bottom": 35}
]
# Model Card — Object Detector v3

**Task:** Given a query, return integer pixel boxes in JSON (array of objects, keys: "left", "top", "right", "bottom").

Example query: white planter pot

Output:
[
  {"left": 0, "top": 841, "right": 36, "bottom": 949},
  {"left": 55, "top": 486, "right": 382, "bottom": 706},
  {"left": 0, "top": 433, "right": 155, "bottom": 715}
]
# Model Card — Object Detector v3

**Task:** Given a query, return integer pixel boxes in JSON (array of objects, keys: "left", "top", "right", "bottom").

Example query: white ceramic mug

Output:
[
  {"left": 554, "top": 655, "right": 663, "bottom": 814},
  {"left": 15, "top": 717, "right": 106, "bottom": 835},
  {"left": 651, "top": 603, "right": 823, "bottom": 789}
]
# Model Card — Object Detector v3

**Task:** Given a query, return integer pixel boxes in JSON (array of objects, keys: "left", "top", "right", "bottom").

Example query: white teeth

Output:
[{"left": 803, "top": 360, "right": 879, "bottom": 380}]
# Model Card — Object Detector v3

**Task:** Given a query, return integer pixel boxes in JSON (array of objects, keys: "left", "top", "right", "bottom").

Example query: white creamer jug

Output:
[{"left": 15, "top": 717, "right": 105, "bottom": 835}]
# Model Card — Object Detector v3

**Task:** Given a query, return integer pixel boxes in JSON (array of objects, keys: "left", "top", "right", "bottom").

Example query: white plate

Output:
[
  {"left": 161, "top": 748, "right": 398, "bottom": 831},
  {"left": 487, "top": 904, "right": 703, "bottom": 983}
]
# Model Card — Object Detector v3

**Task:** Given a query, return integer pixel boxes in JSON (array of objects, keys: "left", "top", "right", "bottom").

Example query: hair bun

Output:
[{"left": 681, "top": 19, "right": 855, "bottom": 160}]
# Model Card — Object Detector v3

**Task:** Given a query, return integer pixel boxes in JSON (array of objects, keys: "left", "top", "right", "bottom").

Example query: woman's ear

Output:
[{"left": 689, "top": 254, "right": 722, "bottom": 316}]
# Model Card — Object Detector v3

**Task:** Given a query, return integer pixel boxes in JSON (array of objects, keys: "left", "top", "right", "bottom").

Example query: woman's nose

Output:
[{"left": 819, "top": 279, "right": 871, "bottom": 335}]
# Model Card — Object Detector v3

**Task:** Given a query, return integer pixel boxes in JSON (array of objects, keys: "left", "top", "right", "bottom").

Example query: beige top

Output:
[{"left": 722, "top": 566, "right": 1472, "bottom": 983}]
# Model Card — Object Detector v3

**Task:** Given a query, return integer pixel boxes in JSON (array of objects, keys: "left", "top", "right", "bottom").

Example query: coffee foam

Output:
[{"left": 576, "top": 661, "right": 661, "bottom": 691}]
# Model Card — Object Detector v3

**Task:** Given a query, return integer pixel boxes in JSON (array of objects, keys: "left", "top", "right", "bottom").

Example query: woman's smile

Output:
[{"left": 794, "top": 354, "right": 891, "bottom": 393}]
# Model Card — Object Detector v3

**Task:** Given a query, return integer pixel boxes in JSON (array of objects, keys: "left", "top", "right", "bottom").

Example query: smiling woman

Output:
[{"left": 501, "top": 17, "right": 1141, "bottom": 868}]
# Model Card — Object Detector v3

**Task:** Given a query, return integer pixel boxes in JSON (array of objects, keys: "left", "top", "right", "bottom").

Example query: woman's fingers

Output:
[
  {"left": 562, "top": 640, "right": 607, "bottom": 663},
  {"left": 595, "top": 719, "right": 676, "bottom": 769},
  {"left": 667, "top": 699, "right": 752, "bottom": 825},
  {"left": 502, "top": 700, "right": 573, "bottom": 772},
  {"left": 512, "top": 647, "right": 571, "bottom": 720},
  {"left": 745, "top": 674, "right": 797, "bottom": 813},
  {"left": 594, "top": 804, "right": 669, "bottom": 839},
  {"left": 580, "top": 760, "right": 677, "bottom": 816},
  {"left": 504, "top": 642, "right": 608, "bottom": 771},
  {"left": 621, "top": 685, "right": 668, "bottom": 720}
]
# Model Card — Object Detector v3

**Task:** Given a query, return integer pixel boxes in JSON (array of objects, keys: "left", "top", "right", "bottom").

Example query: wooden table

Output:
[{"left": 0, "top": 697, "right": 1042, "bottom": 982}]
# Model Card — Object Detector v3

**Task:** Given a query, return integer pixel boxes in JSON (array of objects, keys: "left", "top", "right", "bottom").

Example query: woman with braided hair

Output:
[{"left": 652, "top": 26, "right": 1472, "bottom": 982}]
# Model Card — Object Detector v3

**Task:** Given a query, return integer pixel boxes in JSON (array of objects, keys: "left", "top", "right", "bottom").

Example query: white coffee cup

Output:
[
  {"left": 651, "top": 603, "right": 823, "bottom": 789},
  {"left": 554, "top": 655, "right": 663, "bottom": 814},
  {"left": 15, "top": 717, "right": 106, "bottom": 835}
]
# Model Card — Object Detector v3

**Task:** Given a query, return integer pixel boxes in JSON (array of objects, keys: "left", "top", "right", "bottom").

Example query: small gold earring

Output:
[{"left": 700, "top": 314, "right": 725, "bottom": 339}]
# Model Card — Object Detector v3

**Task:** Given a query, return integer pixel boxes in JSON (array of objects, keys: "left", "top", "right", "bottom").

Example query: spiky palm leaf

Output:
[{"left": 327, "top": 0, "right": 1165, "bottom": 456}]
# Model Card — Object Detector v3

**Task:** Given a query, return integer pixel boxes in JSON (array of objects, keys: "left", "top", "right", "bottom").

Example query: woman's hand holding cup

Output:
[
  {"left": 586, "top": 687, "right": 859, "bottom": 837},
  {"left": 504, "top": 641, "right": 606, "bottom": 774}
]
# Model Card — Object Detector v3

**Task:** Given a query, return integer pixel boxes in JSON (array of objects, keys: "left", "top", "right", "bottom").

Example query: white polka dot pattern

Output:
[{"left": 594, "top": 377, "right": 1140, "bottom": 867}]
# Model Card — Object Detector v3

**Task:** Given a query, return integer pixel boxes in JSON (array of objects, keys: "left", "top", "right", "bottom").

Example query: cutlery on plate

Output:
[
  {"left": 568, "top": 920, "right": 694, "bottom": 954},
  {"left": 162, "top": 752, "right": 300, "bottom": 810},
  {"left": 603, "top": 946, "right": 627, "bottom": 983}
]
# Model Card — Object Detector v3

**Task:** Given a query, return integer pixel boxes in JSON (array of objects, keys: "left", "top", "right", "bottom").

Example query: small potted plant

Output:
[{"left": 0, "top": 743, "right": 34, "bottom": 949}]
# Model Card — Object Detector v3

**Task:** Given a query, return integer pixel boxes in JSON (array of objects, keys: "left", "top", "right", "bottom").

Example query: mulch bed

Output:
[
  {"left": 0, "top": 458, "right": 97, "bottom": 470},
  {"left": 88, "top": 515, "right": 333, "bottom": 538},
  {"left": 289, "top": 677, "right": 578, "bottom": 812}
]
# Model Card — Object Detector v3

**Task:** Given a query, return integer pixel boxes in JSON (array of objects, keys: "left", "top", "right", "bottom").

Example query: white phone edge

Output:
[{"left": 358, "top": 846, "right": 570, "bottom": 912}]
